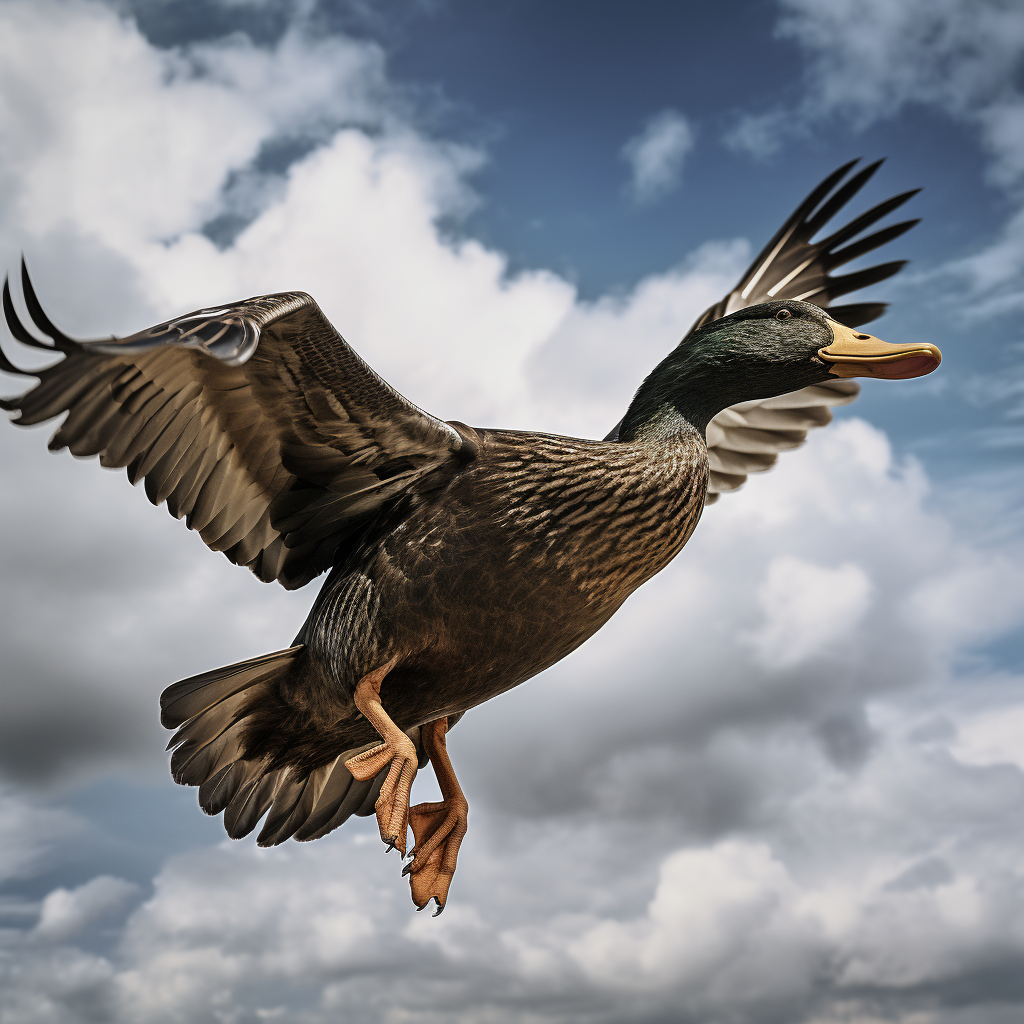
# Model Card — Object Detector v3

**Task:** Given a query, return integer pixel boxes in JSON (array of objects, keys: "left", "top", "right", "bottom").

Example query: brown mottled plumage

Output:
[{"left": 0, "top": 160, "right": 940, "bottom": 913}]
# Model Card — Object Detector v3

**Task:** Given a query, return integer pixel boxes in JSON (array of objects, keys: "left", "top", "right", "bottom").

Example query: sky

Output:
[{"left": 0, "top": 0, "right": 1023, "bottom": 1021}]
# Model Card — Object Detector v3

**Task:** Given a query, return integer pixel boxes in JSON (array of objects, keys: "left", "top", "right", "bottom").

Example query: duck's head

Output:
[{"left": 619, "top": 299, "right": 941, "bottom": 440}]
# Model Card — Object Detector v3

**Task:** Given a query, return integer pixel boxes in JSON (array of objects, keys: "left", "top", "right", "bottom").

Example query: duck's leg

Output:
[
  {"left": 403, "top": 717, "right": 468, "bottom": 915},
  {"left": 344, "top": 660, "right": 418, "bottom": 856}
]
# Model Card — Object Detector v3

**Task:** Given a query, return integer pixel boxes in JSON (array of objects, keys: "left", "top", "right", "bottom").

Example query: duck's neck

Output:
[
  {"left": 615, "top": 407, "right": 709, "bottom": 510},
  {"left": 618, "top": 343, "right": 828, "bottom": 442},
  {"left": 618, "top": 357, "right": 729, "bottom": 441}
]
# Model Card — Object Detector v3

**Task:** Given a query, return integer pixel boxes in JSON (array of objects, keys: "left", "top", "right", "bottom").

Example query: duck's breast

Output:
[{"left": 367, "top": 427, "right": 709, "bottom": 724}]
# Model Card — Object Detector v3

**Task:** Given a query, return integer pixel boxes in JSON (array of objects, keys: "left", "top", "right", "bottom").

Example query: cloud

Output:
[
  {"left": 0, "top": 787, "right": 90, "bottom": 885},
  {"left": 527, "top": 239, "right": 751, "bottom": 437},
  {"left": 0, "top": 1, "right": 393, "bottom": 251},
  {"left": 953, "top": 703, "right": 1024, "bottom": 773},
  {"left": 747, "top": 557, "right": 872, "bottom": 669},
  {"left": 722, "top": 108, "right": 797, "bottom": 159},
  {"left": 621, "top": 109, "right": 695, "bottom": 205},
  {"left": 774, "top": 0, "right": 1024, "bottom": 139},
  {"left": 565, "top": 841, "right": 817, "bottom": 1001},
  {"left": 33, "top": 876, "right": 140, "bottom": 942}
]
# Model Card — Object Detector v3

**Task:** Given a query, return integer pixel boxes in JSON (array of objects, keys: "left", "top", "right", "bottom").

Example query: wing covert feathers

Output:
[
  {"left": 704, "top": 378, "right": 859, "bottom": 502},
  {"left": 1, "top": 265, "right": 470, "bottom": 589}
]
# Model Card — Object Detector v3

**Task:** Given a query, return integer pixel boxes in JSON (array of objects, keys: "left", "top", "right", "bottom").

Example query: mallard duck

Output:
[{"left": 0, "top": 159, "right": 940, "bottom": 914}]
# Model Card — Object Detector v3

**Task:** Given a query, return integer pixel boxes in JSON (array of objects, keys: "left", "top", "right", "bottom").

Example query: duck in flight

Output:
[{"left": 0, "top": 159, "right": 941, "bottom": 914}]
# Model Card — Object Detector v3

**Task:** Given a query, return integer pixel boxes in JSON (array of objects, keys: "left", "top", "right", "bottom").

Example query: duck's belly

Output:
[
  {"left": 374, "top": 491, "right": 703, "bottom": 727},
  {"left": 379, "top": 557, "right": 629, "bottom": 729}
]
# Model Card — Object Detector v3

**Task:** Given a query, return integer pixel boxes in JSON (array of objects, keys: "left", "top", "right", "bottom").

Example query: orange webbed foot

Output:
[
  {"left": 404, "top": 792, "right": 468, "bottom": 915},
  {"left": 345, "top": 732, "right": 418, "bottom": 856}
]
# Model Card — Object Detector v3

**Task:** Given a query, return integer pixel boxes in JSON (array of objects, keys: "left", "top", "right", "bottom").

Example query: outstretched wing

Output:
[
  {"left": 604, "top": 159, "right": 918, "bottom": 501},
  {"left": 0, "top": 264, "right": 473, "bottom": 588},
  {"left": 691, "top": 158, "right": 918, "bottom": 332}
]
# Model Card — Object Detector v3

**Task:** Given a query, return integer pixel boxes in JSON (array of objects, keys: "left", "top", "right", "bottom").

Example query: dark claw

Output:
[
  {"left": 385, "top": 838, "right": 397, "bottom": 853},
  {"left": 416, "top": 902, "right": 426, "bottom": 912},
  {"left": 432, "top": 900, "right": 444, "bottom": 918},
  {"left": 402, "top": 861, "right": 413, "bottom": 877}
]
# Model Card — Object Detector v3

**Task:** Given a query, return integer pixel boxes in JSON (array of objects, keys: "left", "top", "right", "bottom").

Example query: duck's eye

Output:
[{"left": 776, "top": 308, "right": 792, "bottom": 321}]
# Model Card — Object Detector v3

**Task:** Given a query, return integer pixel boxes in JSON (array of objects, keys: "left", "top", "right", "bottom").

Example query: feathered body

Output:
[
  {"left": 245, "top": 418, "right": 707, "bottom": 766},
  {"left": 1, "top": 160, "right": 941, "bottom": 908}
]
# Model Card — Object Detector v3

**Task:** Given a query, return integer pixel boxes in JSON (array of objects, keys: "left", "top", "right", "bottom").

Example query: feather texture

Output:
[
  {"left": 1, "top": 270, "right": 472, "bottom": 589},
  {"left": 161, "top": 646, "right": 400, "bottom": 843}
]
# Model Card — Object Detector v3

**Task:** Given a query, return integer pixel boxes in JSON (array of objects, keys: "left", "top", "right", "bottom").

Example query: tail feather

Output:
[
  {"left": 161, "top": 646, "right": 399, "bottom": 846},
  {"left": 224, "top": 769, "right": 284, "bottom": 840},
  {"left": 355, "top": 774, "right": 385, "bottom": 818},
  {"left": 167, "top": 685, "right": 249, "bottom": 756},
  {"left": 296, "top": 758, "right": 378, "bottom": 841},
  {"left": 161, "top": 646, "right": 303, "bottom": 729},
  {"left": 293, "top": 754, "right": 359, "bottom": 841},
  {"left": 168, "top": 689, "right": 251, "bottom": 784},
  {"left": 175, "top": 721, "right": 247, "bottom": 789},
  {"left": 198, "top": 761, "right": 248, "bottom": 817},
  {"left": 257, "top": 769, "right": 312, "bottom": 846},
  {"left": 258, "top": 766, "right": 324, "bottom": 847}
]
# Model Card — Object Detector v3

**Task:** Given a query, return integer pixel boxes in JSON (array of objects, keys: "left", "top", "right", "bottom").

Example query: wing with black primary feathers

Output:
[
  {"left": 691, "top": 157, "right": 918, "bottom": 332},
  {"left": 0, "top": 263, "right": 472, "bottom": 589},
  {"left": 606, "top": 158, "right": 918, "bottom": 503}
]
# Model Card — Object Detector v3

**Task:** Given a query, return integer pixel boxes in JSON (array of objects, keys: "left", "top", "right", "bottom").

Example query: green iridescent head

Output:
[{"left": 619, "top": 299, "right": 940, "bottom": 439}]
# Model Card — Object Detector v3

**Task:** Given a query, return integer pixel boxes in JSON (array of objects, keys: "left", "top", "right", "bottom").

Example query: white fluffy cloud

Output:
[
  {"left": 0, "top": 1, "right": 389, "bottom": 250},
  {"left": 621, "top": 108, "right": 695, "bottom": 205},
  {"left": 953, "top": 703, "right": 1024, "bottom": 773},
  {"left": 748, "top": 557, "right": 872, "bottom": 669},
  {"left": 1, "top": 2, "right": 1024, "bottom": 1023},
  {"left": 33, "top": 876, "right": 140, "bottom": 942}
]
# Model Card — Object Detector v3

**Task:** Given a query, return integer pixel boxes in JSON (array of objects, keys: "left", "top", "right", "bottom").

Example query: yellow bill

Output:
[{"left": 819, "top": 319, "right": 941, "bottom": 380}]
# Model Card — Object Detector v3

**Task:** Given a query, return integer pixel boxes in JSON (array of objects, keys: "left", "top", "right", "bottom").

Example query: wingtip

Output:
[
  {"left": 890, "top": 188, "right": 922, "bottom": 206},
  {"left": 848, "top": 159, "right": 883, "bottom": 190},
  {"left": 19, "top": 260, "right": 77, "bottom": 352},
  {"left": 18, "top": 256, "right": 31, "bottom": 310},
  {"left": 857, "top": 157, "right": 885, "bottom": 184},
  {"left": 2, "top": 273, "right": 53, "bottom": 366}
]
